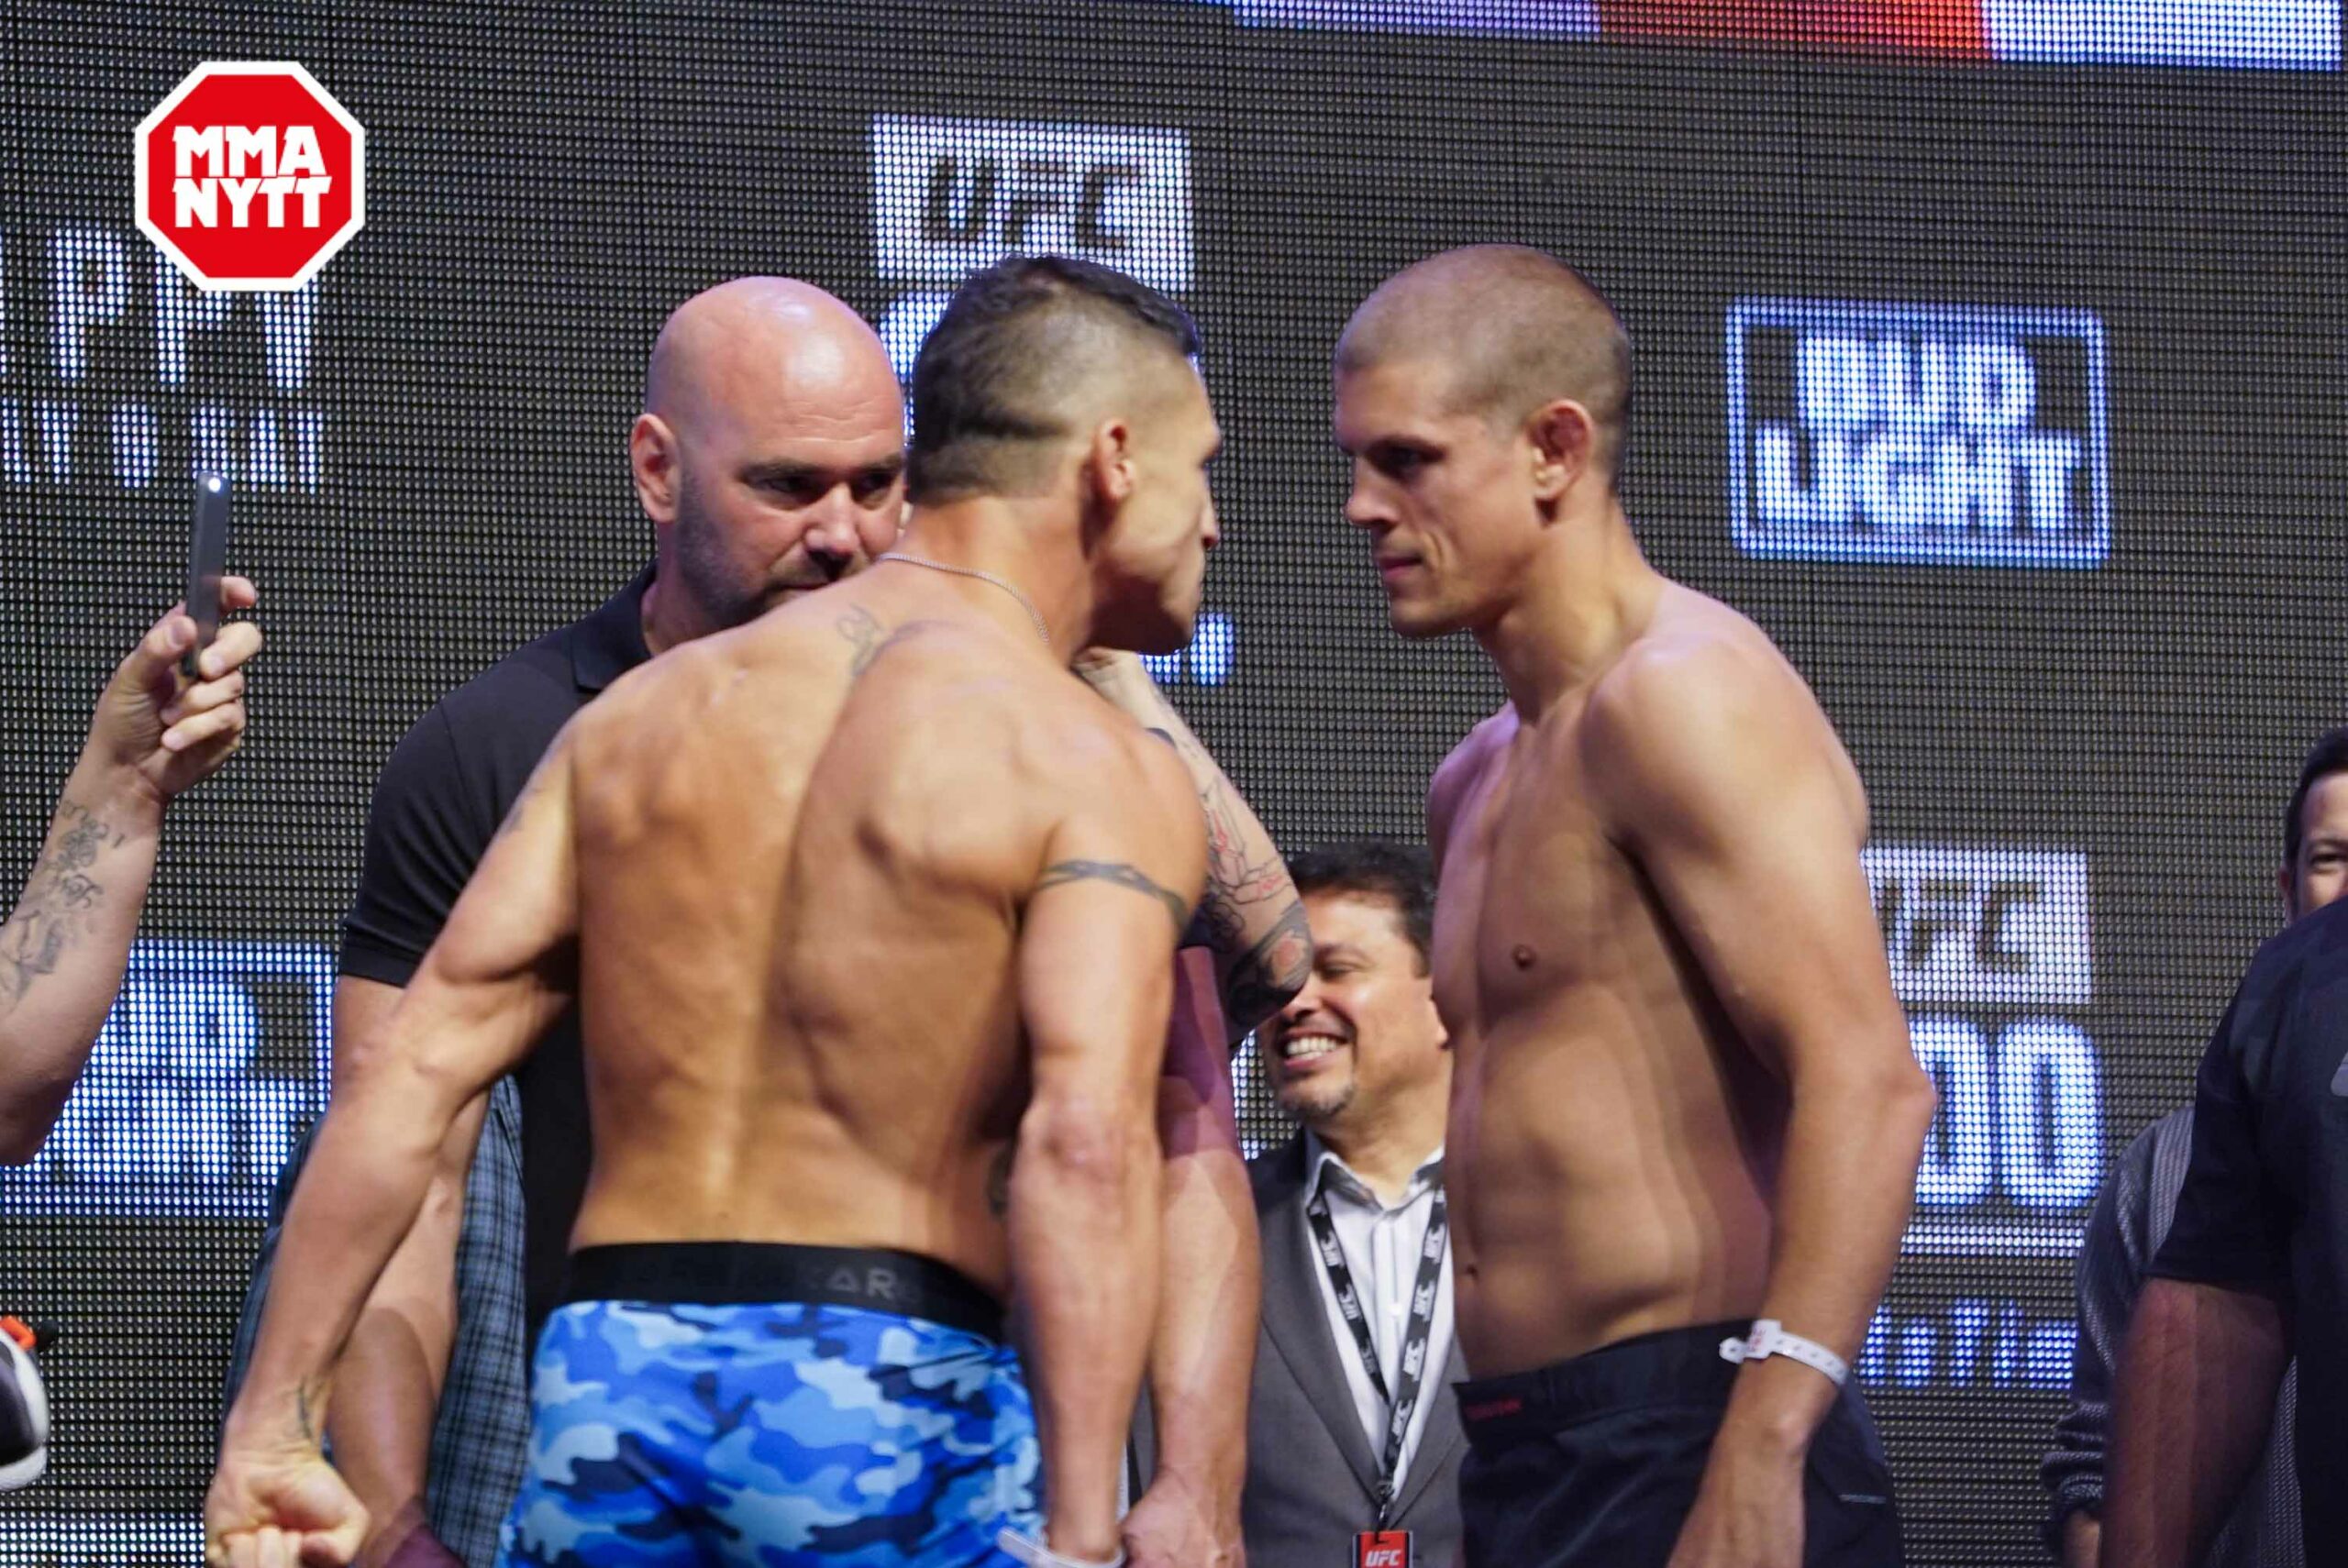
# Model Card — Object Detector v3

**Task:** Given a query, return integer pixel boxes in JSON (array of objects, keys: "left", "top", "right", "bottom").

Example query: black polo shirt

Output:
[
  {"left": 340, "top": 569, "right": 653, "bottom": 1337},
  {"left": 2150, "top": 893, "right": 2348, "bottom": 1560}
]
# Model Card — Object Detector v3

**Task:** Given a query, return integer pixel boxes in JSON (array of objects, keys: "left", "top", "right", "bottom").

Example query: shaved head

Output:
[
  {"left": 646, "top": 276, "right": 898, "bottom": 435},
  {"left": 1338, "top": 246, "right": 1633, "bottom": 485},
  {"left": 630, "top": 277, "right": 905, "bottom": 635}
]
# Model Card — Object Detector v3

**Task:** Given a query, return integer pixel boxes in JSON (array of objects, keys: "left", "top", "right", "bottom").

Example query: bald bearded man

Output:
[
  {"left": 1333, "top": 247, "right": 1935, "bottom": 1568},
  {"left": 212, "top": 255, "right": 1227, "bottom": 1568}
]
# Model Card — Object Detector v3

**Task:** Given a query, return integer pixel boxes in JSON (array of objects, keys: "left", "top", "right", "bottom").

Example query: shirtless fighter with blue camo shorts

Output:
[{"left": 206, "top": 253, "right": 1235, "bottom": 1568}]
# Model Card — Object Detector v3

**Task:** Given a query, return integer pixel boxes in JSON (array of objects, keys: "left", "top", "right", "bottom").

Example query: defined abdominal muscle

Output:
[{"left": 1450, "top": 1030, "right": 1778, "bottom": 1373}]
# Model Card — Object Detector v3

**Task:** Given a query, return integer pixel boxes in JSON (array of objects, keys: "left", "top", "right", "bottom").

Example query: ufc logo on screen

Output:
[
  {"left": 1866, "top": 845, "right": 2090, "bottom": 1008},
  {"left": 870, "top": 114, "right": 1193, "bottom": 290},
  {"left": 1864, "top": 845, "right": 2103, "bottom": 1232}
]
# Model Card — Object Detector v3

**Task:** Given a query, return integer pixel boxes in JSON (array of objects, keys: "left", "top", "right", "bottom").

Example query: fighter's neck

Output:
[
  {"left": 887, "top": 503, "right": 1094, "bottom": 658},
  {"left": 1477, "top": 514, "right": 1665, "bottom": 722},
  {"left": 1312, "top": 1099, "right": 1448, "bottom": 1206}
]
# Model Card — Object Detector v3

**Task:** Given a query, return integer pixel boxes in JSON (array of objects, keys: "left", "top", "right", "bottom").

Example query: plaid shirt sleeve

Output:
[
  {"left": 424, "top": 1077, "right": 532, "bottom": 1568},
  {"left": 222, "top": 1079, "right": 530, "bottom": 1568}
]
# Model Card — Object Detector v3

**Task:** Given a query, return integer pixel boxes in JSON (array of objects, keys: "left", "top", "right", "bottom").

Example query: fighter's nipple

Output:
[{"left": 1510, "top": 943, "right": 1536, "bottom": 970}]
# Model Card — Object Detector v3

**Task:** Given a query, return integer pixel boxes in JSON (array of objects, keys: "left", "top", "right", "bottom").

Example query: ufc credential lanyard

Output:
[{"left": 1304, "top": 1169, "right": 1448, "bottom": 1529}]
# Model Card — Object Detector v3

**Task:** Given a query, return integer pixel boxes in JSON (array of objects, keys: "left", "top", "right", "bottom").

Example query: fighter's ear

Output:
[
  {"left": 1083, "top": 417, "right": 1140, "bottom": 512},
  {"left": 1525, "top": 398, "right": 1599, "bottom": 503},
  {"left": 630, "top": 413, "right": 683, "bottom": 527}
]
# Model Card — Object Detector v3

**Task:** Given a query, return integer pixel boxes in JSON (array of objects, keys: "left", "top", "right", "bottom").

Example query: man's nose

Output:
[{"left": 802, "top": 495, "right": 863, "bottom": 566}]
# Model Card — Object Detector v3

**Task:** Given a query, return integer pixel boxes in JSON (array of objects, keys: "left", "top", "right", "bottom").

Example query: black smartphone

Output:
[{"left": 183, "top": 470, "right": 230, "bottom": 679}]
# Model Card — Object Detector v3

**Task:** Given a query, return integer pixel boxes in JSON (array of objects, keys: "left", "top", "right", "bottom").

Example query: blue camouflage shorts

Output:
[{"left": 499, "top": 1243, "right": 1040, "bottom": 1568}]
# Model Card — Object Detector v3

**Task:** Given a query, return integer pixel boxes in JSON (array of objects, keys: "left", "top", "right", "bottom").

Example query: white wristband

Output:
[
  {"left": 997, "top": 1528, "right": 1126, "bottom": 1568},
  {"left": 1719, "top": 1319, "right": 1849, "bottom": 1387}
]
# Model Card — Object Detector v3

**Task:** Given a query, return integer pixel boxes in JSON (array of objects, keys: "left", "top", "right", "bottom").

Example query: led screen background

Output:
[{"left": 1, "top": 2, "right": 2339, "bottom": 1560}]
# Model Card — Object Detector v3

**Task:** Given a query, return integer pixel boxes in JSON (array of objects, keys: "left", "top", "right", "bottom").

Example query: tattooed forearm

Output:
[
  {"left": 1181, "top": 889, "right": 1246, "bottom": 955},
  {"left": 1102, "top": 681, "right": 1301, "bottom": 1020},
  {"left": 0, "top": 801, "right": 124, "bottom": 1008},
  {"left": 1215, "top": 897, "right": 1312, "bottom": 1038},
  {"left": 295, "top": 1376, "right": 327, "bottom": 1446},
  {"left": 1196, "top": 778, "right": 1290, "bottom": 910},
  {"left": 1034, "top": 859, "right": 1192, "bottom": 933}
]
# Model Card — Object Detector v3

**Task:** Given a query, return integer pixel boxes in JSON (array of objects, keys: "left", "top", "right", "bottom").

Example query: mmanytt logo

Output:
[{"left": 1726, "top": 299, "right": 2109, "bottom": 568}]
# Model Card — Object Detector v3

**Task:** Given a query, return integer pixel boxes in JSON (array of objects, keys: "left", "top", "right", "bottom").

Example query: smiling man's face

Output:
[{"left": 1259, "top": 889, "right": 1448, "bottom": 1129}]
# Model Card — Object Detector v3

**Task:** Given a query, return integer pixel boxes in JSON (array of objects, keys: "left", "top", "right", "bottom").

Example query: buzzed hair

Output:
[
  {"left": 907, "top": 255, "right": 1203, "bottom": 504},
  {"left": 1337, "top": 245, "right": 1634, "bottom": 486}
]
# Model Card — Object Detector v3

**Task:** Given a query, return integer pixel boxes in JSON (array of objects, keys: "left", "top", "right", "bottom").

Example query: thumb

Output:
[
  {"left": 300, "top": 1518, "right": 369, "bottom": 1568},
  {"left": 118, "top": 610, "right": 195, "bottom": 689}
]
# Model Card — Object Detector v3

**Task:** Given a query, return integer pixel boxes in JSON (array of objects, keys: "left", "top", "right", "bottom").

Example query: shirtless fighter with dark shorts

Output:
[
  {"left": 206, "top": 256, "right": 1233, "bottom": 1568},
  {"left": 1333, "top": 247, "right": 1938, "bottom": 1568}
]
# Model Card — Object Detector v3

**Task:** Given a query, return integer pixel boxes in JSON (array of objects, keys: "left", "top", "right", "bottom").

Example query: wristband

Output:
[
  {"left": 1718, "top": 1319, "right": 1849, "bottom": 1387},
  {"left": 997, "top": 1528, "right": 1126, "bottom": 1568}
]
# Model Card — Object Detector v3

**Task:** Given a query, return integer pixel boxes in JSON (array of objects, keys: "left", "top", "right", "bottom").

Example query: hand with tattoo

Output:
[
  {"left": 206, "top": 1381, "right": 369, "bottom": 1568},
  {"left": 0, "top": 584, "right": 264, "bottom": 1158}
]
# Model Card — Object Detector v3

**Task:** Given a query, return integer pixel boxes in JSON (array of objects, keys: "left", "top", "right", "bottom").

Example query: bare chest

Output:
[{"left": 1431, "top": 733, "right": 1659, "bottom": 1033}]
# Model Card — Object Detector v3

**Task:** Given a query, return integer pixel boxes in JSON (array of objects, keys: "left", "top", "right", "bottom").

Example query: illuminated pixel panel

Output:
[
  {"left": 1725, "top": 299, "right": 2110, "bottom": 568},
  {"left": 2, "top": 2, "right": 2339, "bottom": 1562},
  {"left": 1185, "top": 0, "right": 2342, "bottom": 64}
]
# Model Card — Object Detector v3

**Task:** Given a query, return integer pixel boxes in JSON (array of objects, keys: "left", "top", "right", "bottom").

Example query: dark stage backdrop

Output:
[{"left": 1, "top": 2, "right": 2338, "bottom": 1561}]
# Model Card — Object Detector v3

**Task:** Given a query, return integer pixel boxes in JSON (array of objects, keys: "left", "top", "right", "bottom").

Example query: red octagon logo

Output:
[{"left": 135, "top": 61, "right": 366, "bottom": 293}]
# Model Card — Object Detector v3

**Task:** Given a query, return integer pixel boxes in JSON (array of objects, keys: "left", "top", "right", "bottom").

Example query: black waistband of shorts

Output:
[
  {"left": 1456, "top": 1320, "right": 1753, "bottom": 1432},
  {"left": 561, "top": 1242, "right": 1005, "bottom": 1342}
]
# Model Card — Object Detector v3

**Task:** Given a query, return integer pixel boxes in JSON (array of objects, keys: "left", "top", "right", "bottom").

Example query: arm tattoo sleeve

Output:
[
  {"left": 1034, "top": 859, "right": 1192, "bottom": 933},
  {"left": 1217, "top": 898, "right": 1313, "bottom": 1037},
  {"left": 1187, "top": 765, "right": 1309, "bottom": 1031},
  {"left": 0, "top": 801, "right": 123, "bottom": 1008}
]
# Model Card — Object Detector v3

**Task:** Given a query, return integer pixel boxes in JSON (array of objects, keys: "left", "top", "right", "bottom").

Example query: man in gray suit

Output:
[{"left": 1246, "top": 841, "right": 1462, "bottom": 1567}]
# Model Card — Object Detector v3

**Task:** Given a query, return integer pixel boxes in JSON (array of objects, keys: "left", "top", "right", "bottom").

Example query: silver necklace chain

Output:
[{"left": 874, "top": 552, "right": 1052, "bottom": 646}]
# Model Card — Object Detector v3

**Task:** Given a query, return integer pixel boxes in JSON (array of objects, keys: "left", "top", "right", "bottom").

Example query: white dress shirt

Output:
[{"left": 1301, "top": 1132, "right": 1455, "bottom": 1495}]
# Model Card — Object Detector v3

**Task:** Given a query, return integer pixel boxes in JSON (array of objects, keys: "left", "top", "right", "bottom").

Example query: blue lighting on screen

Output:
[
  {"left": 1142, "top": 611, "right": 1237, "bottom": 686},
  {"left": 0, "top": 940, "right": 332, "bottom": 1218},
  {"left": 1858, "top": 1299, "right": 2077, "bottom": 1391}
]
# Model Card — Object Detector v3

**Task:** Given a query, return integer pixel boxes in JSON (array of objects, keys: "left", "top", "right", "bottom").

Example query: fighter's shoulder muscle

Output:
[
  {"left": 1038, "top": 687, "right": 1199, "bottom": 838},
  {"left": 1580, "top": 614, "right": 1852, "bottom": 845}
]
